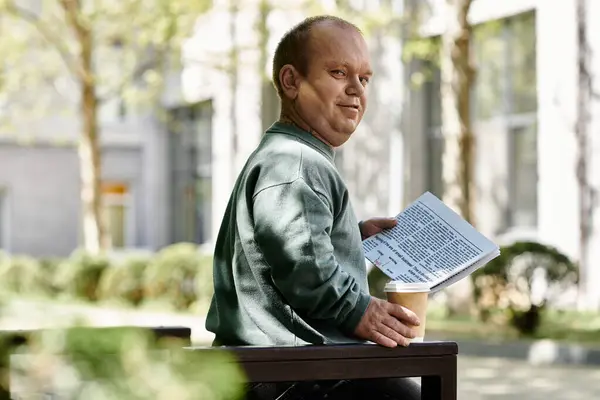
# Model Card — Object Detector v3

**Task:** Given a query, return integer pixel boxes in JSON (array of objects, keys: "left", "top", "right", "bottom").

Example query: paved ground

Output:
[
  {"left": 458, "top": 356, "right": 600, "bottom": 399},
  {"left": 3, "top": 299, "right": 600, "bottom": 399}
]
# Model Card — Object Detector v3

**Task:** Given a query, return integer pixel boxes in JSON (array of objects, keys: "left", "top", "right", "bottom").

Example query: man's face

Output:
[{"left": 292, "top": 24, "right": 372, "bottom": 147}]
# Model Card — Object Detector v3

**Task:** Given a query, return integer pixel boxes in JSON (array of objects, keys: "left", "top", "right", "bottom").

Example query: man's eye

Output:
[
  {"left": 332, "top": 70, "right": 346, "bottom": 76},
  {"left": 360, "top": 77, "right": 370, "bottom": 85}
]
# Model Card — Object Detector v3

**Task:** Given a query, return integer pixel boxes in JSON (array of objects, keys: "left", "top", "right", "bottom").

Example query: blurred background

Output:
[{"left": 1, "top": 0, "right": 600, "bottom": 398}]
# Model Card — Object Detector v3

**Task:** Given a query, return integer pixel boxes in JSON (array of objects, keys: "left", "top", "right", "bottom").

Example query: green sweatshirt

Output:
[{"left": 205, "top": 122, "right": 371, "bottom": 346}]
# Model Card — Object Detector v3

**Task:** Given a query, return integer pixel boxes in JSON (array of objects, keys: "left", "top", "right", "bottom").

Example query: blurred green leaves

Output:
[
  {"left": 472, "top": 241, "right": 578, "bottom": 335},
  {"left": 143, "top": 243, "right": 214, "bottom": 311},
  {"left": 2, "top": 326, "right": 245, "bottom": 399},
  {"left": 0, "top": 244, "right": 215, "bottom": 313}
]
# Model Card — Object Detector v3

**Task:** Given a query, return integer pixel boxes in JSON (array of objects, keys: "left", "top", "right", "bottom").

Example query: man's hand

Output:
[
  {"left": 354, "top": 297, "right": 420, "bottom": 348},
  {"left": 359, "top": 217, "right": 397, "bottom": 240}
]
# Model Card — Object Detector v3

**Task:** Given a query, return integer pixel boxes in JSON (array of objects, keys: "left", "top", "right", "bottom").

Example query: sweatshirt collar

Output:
[{"left": 267, "top": 122, "right": 335, "bottom": 163}]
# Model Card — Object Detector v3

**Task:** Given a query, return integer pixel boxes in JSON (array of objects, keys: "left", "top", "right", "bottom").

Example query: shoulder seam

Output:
[
  {"left": 252, "top": 177, "right": 300, "bottom": 200},
  {"left": 251, "top": 146, "right": 332, "bottom": 209},
  {"left": 251, "top": 143, "right": 303, "bottom": 200},
  {"left": 251, "top": 176, "right": 331, "bottom": 213}
]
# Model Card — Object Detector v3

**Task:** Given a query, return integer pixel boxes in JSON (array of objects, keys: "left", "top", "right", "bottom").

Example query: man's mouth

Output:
[{"left": 338, "top": 104, "right": 360, "bottom": 111}]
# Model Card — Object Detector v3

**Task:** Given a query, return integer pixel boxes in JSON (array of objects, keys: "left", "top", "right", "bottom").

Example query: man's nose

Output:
[{"left": 345, "top": 76, "right": 365, "bottom": 97}]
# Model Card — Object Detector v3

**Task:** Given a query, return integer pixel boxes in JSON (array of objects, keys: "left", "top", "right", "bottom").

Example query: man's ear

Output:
[{"left": 279, "top": 64, "right": 301, "bottom": 100}]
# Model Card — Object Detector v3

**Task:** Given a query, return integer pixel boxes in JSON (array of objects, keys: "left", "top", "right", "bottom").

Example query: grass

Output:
[{"left": 426, "top": 306, "right": 600, "bottom": 346}]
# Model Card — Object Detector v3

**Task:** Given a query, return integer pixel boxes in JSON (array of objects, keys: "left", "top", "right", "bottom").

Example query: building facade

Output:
[
  {"left": 0, "top": 104, "right": 214, "bottom": 257},
  {"left": 2, "top": 0, "right": 599, "bottom": 309},
  {"left": 404, "top": 0, "right": 600, "bottom": 309}
]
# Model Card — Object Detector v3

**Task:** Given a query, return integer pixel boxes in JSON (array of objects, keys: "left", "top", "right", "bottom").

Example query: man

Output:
[{"left": 206, "top": 15, "right": 421, "bottom": 399}]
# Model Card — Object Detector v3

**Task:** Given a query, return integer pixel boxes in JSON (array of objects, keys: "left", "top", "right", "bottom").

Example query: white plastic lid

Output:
[{"left": 383, "top": 281, "right": 430, "bottom": 293}]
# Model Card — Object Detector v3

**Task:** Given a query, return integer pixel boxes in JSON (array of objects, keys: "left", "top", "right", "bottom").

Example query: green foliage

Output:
[
  {"left": 402, "top": 37, "right": 441, "bottom": 88},
  {"left": 0, "top": 245, "right": 215, "bottom": 311},
  {"left": 472, "top": 241, "right": 578, "bottom": 335},
  {"left": 4, "top": 326, "right": 245, "bottom": 399},
  {"left": 98, "top": 255, "right": 150, "bottom": 306},
  {"left": 54, "top": 251, "right": 111, "bottom": 302},
  {"left": 0, "top": 0, "right": 213, "bottom": 130},
  {"left": 0, "top": 254, "right": 48, "bottom": 295},
  {"left": 403, "top": 36, "right": 441, "bottom": 64},
  {"left": 143, "top": 243, "right": 213, "bottom": 311},
  {"left": 38, "top": 257, "right": 62, "bottom": 294}
]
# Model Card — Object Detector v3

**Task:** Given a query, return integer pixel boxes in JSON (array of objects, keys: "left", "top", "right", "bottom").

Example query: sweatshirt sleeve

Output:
[{"left": 253, "top": 177, "right": 371, "bottom": 334}]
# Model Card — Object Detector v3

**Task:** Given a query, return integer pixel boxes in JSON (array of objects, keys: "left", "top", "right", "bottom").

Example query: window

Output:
[
  {"left": 472, "top": 21, "right": 505, "bottom": 120},
  {"left": 472, "top": 12, "right": 537, "bottom": 118},
  {"left": 508, "top": 13, "right": 537, "bottom": 114},
  {"left": 508, "top": 123, "right": 537, "bottom": 227},
  {"left": 168, "top": 101, "right": 213, "bottom": 244},
  {"left": 102, "top": 182, "right": 131, "bottom": 249},
  {"left": 422, "top": 11, "right": 537, "bottom": 229}
]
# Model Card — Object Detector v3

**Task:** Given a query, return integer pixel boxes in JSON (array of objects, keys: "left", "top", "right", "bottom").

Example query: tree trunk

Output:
[
  {"left": 79, "top": 71, "right": 106, "bottom": 254},
  {"left": 575, "top": 0, "right": 592, "bottom": 310},
  {"left": 62, "top": 0, "right": 107, "bottom": 253},
  {"left": 440, "top": 0, "right": 474, "bottom": 224},
  {"left": 440, "top": 0, "right": 474, "bottom": 316}
]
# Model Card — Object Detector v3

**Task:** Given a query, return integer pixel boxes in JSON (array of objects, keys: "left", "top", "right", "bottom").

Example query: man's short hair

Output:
[{"left": 271, "top": 15, "right": 361, "bottom": 99}]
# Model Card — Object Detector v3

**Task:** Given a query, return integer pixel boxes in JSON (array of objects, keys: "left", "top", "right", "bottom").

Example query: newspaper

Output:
[{"left": 363, "top": 192, "right": 500, "bottom": 293}]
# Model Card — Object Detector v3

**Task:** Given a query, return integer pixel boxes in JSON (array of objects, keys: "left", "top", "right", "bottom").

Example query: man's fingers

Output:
[
  {"left": 376, "top": 323, "right": 411, "bottom": 347},
  {"left": 371, "top": 331, "right": 398, "bottom": 348},
  {"left": 354, "top": 297, "right": 417, "bottom": 348},
  {"left": 374, "top": 217, "right": 397, "bottom": 229},
  {"left": 382, "top": 316, "right": 416, "bottom": 339},
  {"left": 387, "top": 303, "right": 421, "bottom": 326}
]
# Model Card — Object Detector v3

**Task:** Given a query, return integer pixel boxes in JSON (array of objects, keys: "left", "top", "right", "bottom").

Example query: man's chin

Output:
[
  {"left": 330, "top": 129, "right": 357, "bottom": 147},
  {"left": 341, "top": 122, "right": 360, "bottom": 136},
  {"left": 313, "top": 121, "right": 360, "bottom": 147}
]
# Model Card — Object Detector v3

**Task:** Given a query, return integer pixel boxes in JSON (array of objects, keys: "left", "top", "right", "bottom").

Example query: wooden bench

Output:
[{"left": 188, "top": 341, "right": 458, "bottom": 400}]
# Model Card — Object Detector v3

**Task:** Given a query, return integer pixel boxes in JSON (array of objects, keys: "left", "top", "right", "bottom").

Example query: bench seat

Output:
[{"left": 187, "top": 341, "right": 458, "bottom": 400}]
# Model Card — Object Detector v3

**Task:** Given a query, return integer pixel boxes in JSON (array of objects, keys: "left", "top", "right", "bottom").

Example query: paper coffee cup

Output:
[{"left": 384, "top": 282, "right": 430, "bottom": 342}]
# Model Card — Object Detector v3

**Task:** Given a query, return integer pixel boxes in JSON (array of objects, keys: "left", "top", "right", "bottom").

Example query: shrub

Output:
[
  {"left": 0, "top": 255, "right": 47, "bottom": 295},
  {"left": 193, "top": 252, "right": 214, "bottom": 313},
  {"left": 4, "top": 326, "right": 245, "bottom": 399},
  {"left": 38, "top": 258, "right": 62, "bottom": 295},
  {"left": 54, "top": 251, "right": 111, "bottom": 302},
  {"left": 143, "top": 243, "right": 213, "bottom": 311},
  {"left": 0, "top": 245, "right": 215, "bottom": 311},
  {"left": 471, "top": 241, "right": 578, "bottom": 335},
  {"left": 98, "top": 255, "right": 150, "bottom": 307}
]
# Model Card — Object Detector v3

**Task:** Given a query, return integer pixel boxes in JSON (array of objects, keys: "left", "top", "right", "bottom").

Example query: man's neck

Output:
[
  {"left": 278, "top": 106, "right": 333, "bottom": 148},
  {"left": 278, "top": 113, "right": 308, "bottom": 133}
]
